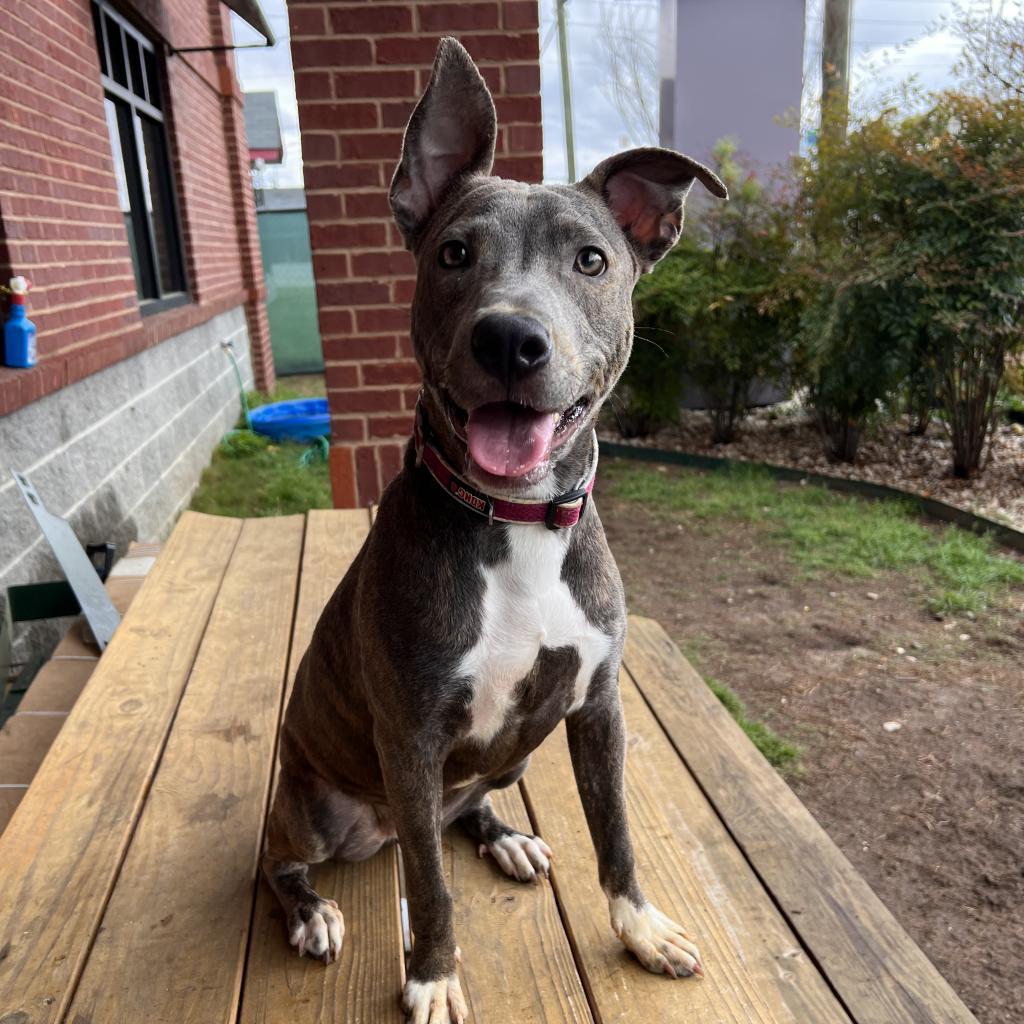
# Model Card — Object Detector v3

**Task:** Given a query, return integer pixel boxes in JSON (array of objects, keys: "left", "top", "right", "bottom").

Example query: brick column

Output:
[{"left": 289, "top": 1, "right": 543, "bottom": 508}]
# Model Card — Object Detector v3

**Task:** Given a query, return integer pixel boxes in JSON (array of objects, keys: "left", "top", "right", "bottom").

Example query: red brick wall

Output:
[
  {"left": 0, "top": 0, "right": 273, "bottom": 417},
  {"left": 289, "top": 1, "right": 543, "bottom": 507}
]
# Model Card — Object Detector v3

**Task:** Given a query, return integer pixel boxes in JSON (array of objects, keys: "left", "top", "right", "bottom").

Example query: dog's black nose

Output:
[{"left": 471, "top": 313, "right": 552, "bottom": 383}]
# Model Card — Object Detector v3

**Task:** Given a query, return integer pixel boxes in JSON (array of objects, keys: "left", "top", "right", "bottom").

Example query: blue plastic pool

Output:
[{"left": 249, "top": 398, "right": 330, "bottom": 442}]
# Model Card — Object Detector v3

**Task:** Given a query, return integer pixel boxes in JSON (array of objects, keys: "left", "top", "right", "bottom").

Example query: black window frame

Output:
[{"left": 92, "top": 0, "right": 189, "bottom": 316}]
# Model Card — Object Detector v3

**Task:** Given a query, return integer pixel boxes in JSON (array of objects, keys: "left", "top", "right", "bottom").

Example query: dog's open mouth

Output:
[{"left": 445, "top": 395, "right": 590, "bottom": 479}]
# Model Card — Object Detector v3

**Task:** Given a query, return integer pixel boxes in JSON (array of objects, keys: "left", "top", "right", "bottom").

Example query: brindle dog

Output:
[{"left": 263, "top": 37, "right": 726, "bottom": 1024}]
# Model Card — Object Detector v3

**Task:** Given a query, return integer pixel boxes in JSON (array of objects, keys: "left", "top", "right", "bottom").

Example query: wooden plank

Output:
[
  {"left": 284, "top": 510, "right": 374, "bottom": 700},
  {"left": 522, "top": 674, "right": 853, "bottom": 1024},
  {"left": 241, "top": 851, "right": 405, "bottom": 1024},
  {"left": 239, "top": 508, "right": 408, "bottom": 1024},
  {"left": 0, "top": 714, "right": 68, "bottom": 784},
  {"left": 625, "top": 615, "right": 979, "bottom": 1024},
  {"left": 0, "top": 512, "right": 241, "bottom": 1024},
  {"left": 444, "top": 786, "right": 594, "bottom": 1023},
  {"left": 49, "top": 627, "right": 100, "bottom": 660},
  {"left": 65, "top": 515, "right": 304, "bottom": 1024},
  {"left": 16, "top": 659, "right": 94, "bottom": 713},
  {"left": 0, "top": 787, "right": 26, "bottom": 835}
]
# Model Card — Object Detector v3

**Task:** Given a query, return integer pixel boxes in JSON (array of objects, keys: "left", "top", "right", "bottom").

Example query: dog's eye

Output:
[
  {"left": 438, "top": 241, "right": 469, "bottom": 268},
  {"left": 574, "top": 247, "right": 607, "bottom": 277}
]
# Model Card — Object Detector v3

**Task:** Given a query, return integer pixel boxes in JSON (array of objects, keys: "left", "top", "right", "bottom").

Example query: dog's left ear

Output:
[
  {"left": 389, "top": 37, "right": 497, "bottom": 248},
  {"left": 580, "top": 147, "right": 728, "bottom": 271}
]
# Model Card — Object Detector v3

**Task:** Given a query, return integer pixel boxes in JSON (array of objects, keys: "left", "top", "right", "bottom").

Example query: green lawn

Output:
[
  {"left": 190, "top": 380, "right": 332, "bottom": 518},
  {"left": 607, "top": 462, "right": 1024, "bottom": 615}
]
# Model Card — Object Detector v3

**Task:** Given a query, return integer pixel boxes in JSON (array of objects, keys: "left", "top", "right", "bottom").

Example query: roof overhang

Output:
[{"left": 221, "top": 0, "right": 275, "bottom": 47}]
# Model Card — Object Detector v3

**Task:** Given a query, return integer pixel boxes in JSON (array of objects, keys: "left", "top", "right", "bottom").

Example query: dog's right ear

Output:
[{"left": 389, "top": 38, "right": 497, "bottom": 249}]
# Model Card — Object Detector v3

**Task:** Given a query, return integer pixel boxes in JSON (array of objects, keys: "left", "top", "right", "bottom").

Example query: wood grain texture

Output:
[
  {"left": 240, "top": 847, "right": 406, "bottom": 1024},
  {"left": 239, "top": 508, "right": 408, "bottom": 1024},
  {"left": 65, "top": 515, "right": 304, "bottom": 1024},
  {"left": 445, "top": 786, "right": 595, "bottom": 1023},
  {"left": 285, "top": 509, "right": 374, "bottom": 700},
  {"left": 625, "top": 615, "right": 979, "bottom": 1024},
  {"left": 522, "top": 672, "right": 853, "bottom": 1024},
  {"left": 0, "top": 512, "right": 241, "bottom": 1024}
]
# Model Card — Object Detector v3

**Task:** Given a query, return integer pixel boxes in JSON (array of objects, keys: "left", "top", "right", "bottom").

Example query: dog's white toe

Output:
[
  {"left": 479, "top": 833, "right": 553, "bottom": 882},
  {"left": 289, "top": 899, "right": 345, "bottom": 964},
  {"left": 608, "top": 897, "right": 702, "bottom": 978},
  {"left": 403, "top": 973, "right": 468, "bottom": 1024}
]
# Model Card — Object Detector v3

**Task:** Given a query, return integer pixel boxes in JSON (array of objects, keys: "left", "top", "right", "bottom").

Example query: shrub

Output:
[
  {"left": 892, "top": 94, "right": 1024, "bottom": 476},
  {"left": 792, "top": 279, "right": 909, "bottom": 462},
  {"left": 789, "top": 113, "right": 925, "bottom": 462},
  {"left": 623, "top": 140, "right": 795, "bottom": 442},
  {"left": 793, "top": 90, "right": 1024, "bottom": 473},
  {"left": 902, "top": 328, "right": 941, "bottom": 436}
]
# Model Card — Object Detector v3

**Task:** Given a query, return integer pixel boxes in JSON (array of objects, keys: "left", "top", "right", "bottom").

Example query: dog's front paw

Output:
[
  {"left": 402, "top": 973, "right": 468, "bottom": 1024},
  {"left": 478, "top": 832, "right": 553, "bottom": 882},
  {"left": 609, "top": 896, "right": 702, "bottom": 978},
  {"left": 288, "top": 898, "right": 344, "bottom": 964}
]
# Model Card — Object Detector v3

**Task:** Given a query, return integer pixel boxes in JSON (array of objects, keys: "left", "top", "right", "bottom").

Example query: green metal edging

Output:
[{"left": 599, "top": 440, "right": 1024, "bottom": 556}]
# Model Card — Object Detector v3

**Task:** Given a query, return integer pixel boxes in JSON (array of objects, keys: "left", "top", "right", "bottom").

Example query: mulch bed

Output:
[{"left": 600, "top": 403, "right": 1024, "bottom": 530}]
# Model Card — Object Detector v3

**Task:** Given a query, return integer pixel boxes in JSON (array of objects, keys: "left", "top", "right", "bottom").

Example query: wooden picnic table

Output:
[{"left": 0, "top": 510, "right": 979, "bottom": 1024}]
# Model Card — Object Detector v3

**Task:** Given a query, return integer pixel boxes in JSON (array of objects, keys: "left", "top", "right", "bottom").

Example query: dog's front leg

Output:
[
  {"left": 379, "top": 743, "right": 467, "bottom": 1024},
  {"left": 566, "top": 667, "right": 704, "bottom": 979}
]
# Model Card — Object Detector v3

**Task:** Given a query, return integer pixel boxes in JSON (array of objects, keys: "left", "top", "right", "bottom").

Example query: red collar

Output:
[{"left": 413, "top": 405, "right": 597, "bottom": 529}]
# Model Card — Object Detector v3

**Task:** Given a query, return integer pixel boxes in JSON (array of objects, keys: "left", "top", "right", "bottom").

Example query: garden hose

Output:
[
  {"left": 220, "top": 339, "right": 252, "bottom": 432},
  {"left": 299, "top": 436, "right": 330, "bottom": 467}
]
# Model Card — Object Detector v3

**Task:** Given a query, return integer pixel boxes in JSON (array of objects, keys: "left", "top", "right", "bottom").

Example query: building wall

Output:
[
  {"left": 0, "top": 0, "right": 274, "bottom": 417},
  {"left": 0, "top": 306, "right": 252, "bottom": 658},
  {"left": 289, "top": 0, "right": 544, "bottom": 507},
  {"left": 669, "top": 0, "right": 804, "bottom": 170}
]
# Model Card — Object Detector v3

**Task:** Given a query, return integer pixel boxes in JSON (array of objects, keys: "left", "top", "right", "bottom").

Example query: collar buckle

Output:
[{"left": 545, "top": 486, "right": 589, "bottom": 530}]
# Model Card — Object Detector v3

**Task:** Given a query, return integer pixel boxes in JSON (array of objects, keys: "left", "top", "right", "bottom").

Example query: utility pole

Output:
[
  {"left": 556, "top": 0, "right": 576, "bottom": 181},
  {"left": 820, "top": 0, "right": 853, "bottom": 146}
]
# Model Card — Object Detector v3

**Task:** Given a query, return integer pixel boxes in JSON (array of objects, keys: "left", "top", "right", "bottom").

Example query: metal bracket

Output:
[{"left": 9, "top": 470, "right": 121, "bottom": 651}]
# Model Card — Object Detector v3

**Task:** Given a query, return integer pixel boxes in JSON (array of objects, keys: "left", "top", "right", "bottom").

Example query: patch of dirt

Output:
[
  {"left": 598, "top": 481, "right": 1024, "bottom": 1024},
  {"left": 601, "top": 405, "right": 1024, "bottom": 530}
]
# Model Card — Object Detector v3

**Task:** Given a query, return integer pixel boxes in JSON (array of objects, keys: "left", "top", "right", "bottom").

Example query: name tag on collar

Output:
[{"left": 448, "top": 478, "right": 493, "bottom": 519}]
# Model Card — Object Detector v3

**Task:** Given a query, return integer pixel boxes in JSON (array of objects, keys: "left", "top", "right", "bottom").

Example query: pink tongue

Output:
[{"left": 466, "top": 403, "right": 558, "bottom": 478}]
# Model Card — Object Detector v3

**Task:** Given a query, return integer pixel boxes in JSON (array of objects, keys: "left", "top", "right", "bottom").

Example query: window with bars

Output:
[{"left": 92, "top": 0, "right": 187, "bottom": 312}]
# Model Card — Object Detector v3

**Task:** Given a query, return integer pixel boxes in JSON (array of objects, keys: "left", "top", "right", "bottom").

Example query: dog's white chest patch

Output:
[{"left": 458, "top": 527, "right": 611, "bottom": 744}]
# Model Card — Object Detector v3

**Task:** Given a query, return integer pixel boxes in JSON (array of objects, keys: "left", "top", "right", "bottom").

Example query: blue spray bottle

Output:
[{"left": 4, "top": 276, "right": 37, "bottom": 369}]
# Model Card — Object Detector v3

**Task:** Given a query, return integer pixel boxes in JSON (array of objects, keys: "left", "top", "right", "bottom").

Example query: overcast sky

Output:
[
  {"left": 231, "top": 0, "right": 1005, "bottom": 191},
  {"left": 822, "top": 0, "right": 965, "bottom": 117},
  {"left": 233, "top": 0, "right": 304, "bottom": 189}
]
